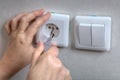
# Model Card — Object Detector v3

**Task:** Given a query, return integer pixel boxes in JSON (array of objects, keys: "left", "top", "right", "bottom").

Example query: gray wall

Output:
[{"left": 0, "top": 0, "right": 120, "bottom": 80}]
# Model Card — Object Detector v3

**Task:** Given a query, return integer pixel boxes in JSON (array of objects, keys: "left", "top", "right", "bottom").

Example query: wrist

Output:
[
  {"left": 0, "top": 59, "right": 9, "bottom": 80},
  {"left": 0, "top": 58, "right": 12, "bottom": 80},
  {"left": 0, "top": 52, "right": 25, "bottom": 79}
]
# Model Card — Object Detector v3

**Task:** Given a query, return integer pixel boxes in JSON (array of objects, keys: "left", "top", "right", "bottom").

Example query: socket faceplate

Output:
[{"left": 36, "top": 13, "right": 70, "bottom": 47}]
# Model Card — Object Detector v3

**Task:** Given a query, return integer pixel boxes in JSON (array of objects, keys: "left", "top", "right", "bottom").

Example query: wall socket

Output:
[{"left": 36, "top": 13, "right": 70, "bottom": 47}]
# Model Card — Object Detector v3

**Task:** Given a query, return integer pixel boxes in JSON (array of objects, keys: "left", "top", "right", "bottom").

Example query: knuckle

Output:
[
  {"left": 46, "top": 53, "right": 52, "bottom": 60},
  {"left": 44, "top": 54, "right": 53, "bottom": 64},
  {"left": 53, "top": 46, "right": 58, "bottom": 52},
  {"left": 14, "top": 34, "right": 26, "bottom": 44},
  {"left": 11, "top": 18, "right": 16, "bottom": 23},
  {"left": 27, "top": 13, "right": 34, "bottom": 18},
  {"left": 54, "top": 59, "right": 62, "bottom": 69},
  {"left": 46, "top": 54, "right": 62, "bottom": 67},
  {"left": 32, "top": 12, "right": 37, "bottom": 16},
  {"left": 32, "top": 21, "right": 39, "bottom": 28},
  {"left": 21, "top": 17, "right": 27, "bottom": 22},
  {"left": 36, "top": 20, "right": 42, "bottom": 25},
  {"left": 37, "top": 18, "right": 44, "bottom": 24},
  {"left": 66, "top": 69, "right": 70, "bottom": 76}
]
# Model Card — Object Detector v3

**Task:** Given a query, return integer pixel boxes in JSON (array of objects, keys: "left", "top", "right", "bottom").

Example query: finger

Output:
[
  {"left": 58, "top": 66, "right": 72, "bottom": 80},
  {"left": 49, "top": 57, "right": 63, "bottom": 80},
  {"left": 65, "top": 69, "right": 72, "bottom": 80},
  {"left": 5, "top": 20, "right": 11, "bottom": 35},
  {"left": 58, "top": 68, "right": 66, "bottom": 80},
  {"left": 31, "top": 41, "right": 44, "bottom": 67},
  {"left": 46, "top": 45, "right": 59, "bottom": 57},
  {"left": 24, "top": 9, "right": 44, "bottom": 23},
  {"left": 66, "top": 75, "right": 72, "bottom": 80},
  {"left": 58, "top": 76, "right": 64, "bottom": 80},
  {"left": 26, "top": 12, "right": 51, "bottom": 38},
  {"left": 11, "top": 13, "right": 27, "bottom": 31},
  {"left": 51, "top": 42, "right": 57, "bottom": 46},
  {"left": 18, "top": 9, "right": 44, "bottom": 32}
]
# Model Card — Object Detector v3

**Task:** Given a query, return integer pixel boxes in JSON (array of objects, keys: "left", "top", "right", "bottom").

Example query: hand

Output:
[
  {"left": 0, "top": 9, "right": 51, "bottom": 79},
  {"left": 27, "top": 42, "right": 72, "bottom": 80}
]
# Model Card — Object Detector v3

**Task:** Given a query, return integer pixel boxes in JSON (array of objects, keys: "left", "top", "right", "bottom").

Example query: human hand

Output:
[
  {"left": 0, "top": 9, "right": 51, "bottom": 79},
  {"left": 27, "top": 42, "right": 72, "bottom": 80}
]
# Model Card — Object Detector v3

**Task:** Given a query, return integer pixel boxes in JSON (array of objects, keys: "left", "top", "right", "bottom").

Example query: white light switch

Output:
[
  {"left": 36, "top": 13, "right": 70, "bottom": 47},
  {"left": 92, "top": 24, "right": 105, "bottom": 47},
  {"left": 79, "top": 23, "right": 91, "bottom": 46},
  {"left": 74, "top": 16, "right": 111, "bottom": 51}
]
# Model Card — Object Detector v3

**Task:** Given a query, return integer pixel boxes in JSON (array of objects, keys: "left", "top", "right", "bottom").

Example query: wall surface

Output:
[{"left": 0, "top": 0, "right": 120, "bottom": 80}]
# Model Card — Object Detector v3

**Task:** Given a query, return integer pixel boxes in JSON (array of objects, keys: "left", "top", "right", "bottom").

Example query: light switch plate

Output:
[
  {"left": 74, "top": 16, "right": 111, "bottom": 51},
  {"left": 36, "top": 13, "right": 70, "bottom": 47}
]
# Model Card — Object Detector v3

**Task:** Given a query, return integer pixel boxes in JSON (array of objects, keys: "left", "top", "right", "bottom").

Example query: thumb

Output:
[{"left": 31, "top": 41, "right": 44, "bottom": 67}]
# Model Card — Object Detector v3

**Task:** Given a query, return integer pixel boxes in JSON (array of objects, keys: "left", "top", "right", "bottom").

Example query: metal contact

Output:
[{"left": 46, "top": 23, "right": 60, "bottom": 38}]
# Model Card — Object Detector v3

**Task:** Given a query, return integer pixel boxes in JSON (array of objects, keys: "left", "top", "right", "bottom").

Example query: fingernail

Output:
[
  {"left": 39, "top": 9, "right": 44, "bottom": 14},
  {"left": 37, "top": 41, "right": 42, "bottom": 46},
  {"left": 45, "top": 12, "right": 51, "bottom": 18}
]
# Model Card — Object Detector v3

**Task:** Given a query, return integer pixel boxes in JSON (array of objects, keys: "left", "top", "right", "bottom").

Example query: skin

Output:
[
  {"left": 0, "top": 9, "right": 72, "bottom": 80},
  {"left": 27, "top": 42, "right": 72, "bottom": 80}
]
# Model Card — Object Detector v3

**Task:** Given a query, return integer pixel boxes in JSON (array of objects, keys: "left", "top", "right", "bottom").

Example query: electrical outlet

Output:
[{"left": 36, "top": 13, "right": 70, "bottom": 47}]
